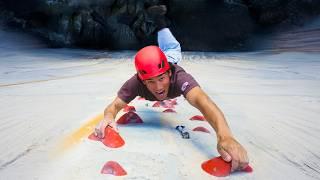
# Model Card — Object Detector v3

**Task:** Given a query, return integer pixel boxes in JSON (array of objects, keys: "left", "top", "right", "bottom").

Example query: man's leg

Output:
[
  {"left": 158, "top": 28, "right": 182, "bottom": 64},
  {"left": 147, "top": 5, "right": 182, "bottom": 64}
]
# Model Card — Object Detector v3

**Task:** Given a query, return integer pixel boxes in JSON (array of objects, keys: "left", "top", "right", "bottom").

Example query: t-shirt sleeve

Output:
[
  {"left": 117, "top": 75, "right": 139, "bottom": 103},
  {"left": 176, "top": 71, "right": 200, "bottom": 98}
]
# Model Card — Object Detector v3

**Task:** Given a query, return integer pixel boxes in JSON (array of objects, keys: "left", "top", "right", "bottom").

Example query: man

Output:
[{"left": 95, "top": 5, "right": 249, "bottom": 172}]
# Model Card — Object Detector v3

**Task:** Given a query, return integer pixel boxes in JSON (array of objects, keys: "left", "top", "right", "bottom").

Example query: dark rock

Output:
[
  {"left": 244, "top": 0, "right": 320, "bottom": 26},
  {"left": 168, "top": 0, "right": 254, "bottom": 51},
  {"left": 0, "top": 0, "right": 319, "bottom": 51}
]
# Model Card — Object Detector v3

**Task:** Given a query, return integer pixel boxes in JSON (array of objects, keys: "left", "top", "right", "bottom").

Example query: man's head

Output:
[{"left": 135, "top": 46, "right": 171, "bottom": 100}]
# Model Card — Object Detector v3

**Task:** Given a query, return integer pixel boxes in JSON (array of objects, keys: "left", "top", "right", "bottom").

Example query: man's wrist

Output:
[
  {"left": 103, "top": 115, "right": 114, "bottom": 122},
  {"left": 217, "top": 131, "right": 233, "bottom": 142}
]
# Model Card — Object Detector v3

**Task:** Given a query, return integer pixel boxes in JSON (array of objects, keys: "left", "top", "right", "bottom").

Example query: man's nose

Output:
[{"left": 155, "top": 80, "right": 163, "bottom": 90}]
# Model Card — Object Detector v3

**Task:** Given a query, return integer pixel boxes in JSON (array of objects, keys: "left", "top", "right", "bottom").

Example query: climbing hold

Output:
[
  {"left": 88, "top": 127, "right": 125, "bottom": 148},
  {"left": 101, "top": 161, "right": 127, "bottom": 176},
  {"left": 202, "top": 156, "right": 231, "bottom": 177},
  {"left": 117, "top": 112, "right": 143, "bottom": 124},
  {"left": 189, "top": 115, "right": 205, "bottom": 121},
  {"left": 123, "top": 105, "right": 136, "bottom": 112},
  {"left": 152, "top": 100, "right": 175, "bottom": 108},
  {"left": 162, "top": 100, "right": 175, "bottom": 108},
  {"left": 163, "top": 109, "right": 176, "bottom": 113},
  {"left": 175, "top": 125, "right": 190, "bottom": 139},
  {"left": 88, "top": 133, "right": 100, "bottom": 141},
  {"left": 193, "top": 126, "right": 210, "bottom": 133},
  {"left": 152, "top": 101, "right": 161, "bottom": 107},
  {"left": 242, "top": 165, "right": 253, "bottom": 173},
  {"left": 202, "top": 156, "right": 253, "bottom": 177},
  {"left": 101, "top": 127, "right": 125, "bottom": 148},
  {"left": 171, "top": 99, "right": 178, "bottom": 105},
  {"left": 162, "top": 103, "right": 174, "bottom": 109}
]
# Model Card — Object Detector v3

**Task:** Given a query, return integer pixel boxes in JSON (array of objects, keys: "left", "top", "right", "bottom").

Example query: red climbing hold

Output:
[
  {"left": 88, "top": 133, "right": 100, "bottom": 141},
  {"left": 101, "top": 161, "right": 127, "bottom": 176},
  {"left": 163, "top": 100, "right": 175, "bottom": 108},
  {"left": 123, "top": 105, "right": 136, "bottom": 112},
  {"left": 202, "top": 156, "right": 231, "bottom": 177},
  {"left": 202, "top": 156, "right": 253, "bottom": 177},
  {"left": 242, "top": 165, "right": 253, "bottom": 173},
  {"left": 193, "top": 126, "right": 210, "bottom": 133},
  {"left": 190, "top": 115, "right": 205, "bottom": 121},
  {"left": 116, "top": 112, "right": 143, "bottom": 124},
  {"left": 152, "top": 100, "right": 176, "bottom": 108},
  {"left": 171, "top": 99, "right": 178, "bottom": 105},
  {"left": 162, "top": 103, "right": 174, "bottom": 109},
  {"left": 101, "top": 127, "right": 125, "bottom": 148},
  {"left": 88, "top": 127, "right": 125, "bottom": 148},
  {"left": 152, "top": 101, "right": 161, "bottom": 107},
  {"left": 163, "top": 108, "right": 176, "bottom": 113}
]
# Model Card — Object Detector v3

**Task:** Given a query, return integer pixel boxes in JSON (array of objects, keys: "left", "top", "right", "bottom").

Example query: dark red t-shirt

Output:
[{"left": 117, "top": 64, "right": 199, "bottom": 103}]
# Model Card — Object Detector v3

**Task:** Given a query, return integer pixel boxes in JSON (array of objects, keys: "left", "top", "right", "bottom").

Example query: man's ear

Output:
[{"left": 168, "top": 70, "right": 172, "bottom": 77}]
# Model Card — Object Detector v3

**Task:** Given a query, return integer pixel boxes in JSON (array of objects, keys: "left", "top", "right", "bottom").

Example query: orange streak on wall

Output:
[{"left": 56, "top": 113, "right": 104, "bottom": 154}]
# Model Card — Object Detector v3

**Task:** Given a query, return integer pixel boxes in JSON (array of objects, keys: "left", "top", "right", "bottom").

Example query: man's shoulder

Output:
[
  {"left": 125, "top": 74, "right": 142, "bottom": 84},
  {"left": 118, "top": 74, "right": 143, "bottom": 103},
  {"left": 171, "top": 64, "right": 186, "bottom": 74},
  {"left": 169, "top": 64, "right": 199, "bottom": 98},
  {"left": 172, "top": 63, "right": 183, "bottom": 69}
]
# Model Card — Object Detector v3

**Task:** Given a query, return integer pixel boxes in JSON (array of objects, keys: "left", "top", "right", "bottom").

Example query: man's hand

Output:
[
  {"left": 217, "top": 136, "right": 249, "bottom": 172},
  {"left": 94, "top": 118, "right": 118, "bottom": 138}
]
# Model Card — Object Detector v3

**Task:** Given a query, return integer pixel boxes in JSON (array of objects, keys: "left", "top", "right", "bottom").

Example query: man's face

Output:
[{"left": 143, "top": 71, "right": 171, "bottom": 101}]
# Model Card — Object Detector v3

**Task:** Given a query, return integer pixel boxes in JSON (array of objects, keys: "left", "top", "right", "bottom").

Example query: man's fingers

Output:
[
  {"left": 95, "top": 123, "right": 105, "bottom": 138},
  {"left": 109, "top": 121, "right": 119, "bottom": 133},
  {"left": 239, "top": 161, "right": 249, "bottom": 170},
  {"left": 94, "top": 128, "right": 103, "bottom": 138},
  {"left": 217, "top": 137, "right": 249, "bottom": 173},
  {"left": 218, "top": 147, "right": 232, "bottom": 162},
  {"left": 238, "top": 154, "right": 249, "bottom": 170},
  {"left": 231, "top": 159, "right": 240, "bottom": 172},
  {"left": 94, "top": 127, "right": 99, "bottom": 136}
]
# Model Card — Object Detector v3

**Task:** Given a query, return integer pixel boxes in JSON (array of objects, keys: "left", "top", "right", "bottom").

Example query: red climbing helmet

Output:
[{"left": 134, "top": 45, "right": 170, "bottom": 80}]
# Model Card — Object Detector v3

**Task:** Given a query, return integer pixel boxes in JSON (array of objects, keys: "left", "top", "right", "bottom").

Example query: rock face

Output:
[
  {"left": 168, "top": 0, "right": 254, "bottom": 50},
  {"left": 0, "top": 0, "right": 319, "bottom": 51},
  {"left": 244, "top": 0, "right": 320, "bottom": 26}
]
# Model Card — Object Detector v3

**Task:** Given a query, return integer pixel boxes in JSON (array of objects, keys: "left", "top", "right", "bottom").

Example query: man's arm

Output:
[
  {"left": 186, "top": 86, "right": 249, "bottom": 171},
  {"left": 104, "top": 97, "right": 127, "bottom": 122},
  {"left": 95, "top": 97, "right": 127, "bottom": 138}
]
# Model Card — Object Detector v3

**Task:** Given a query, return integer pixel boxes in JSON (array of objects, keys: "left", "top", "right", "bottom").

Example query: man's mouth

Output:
[{"left": 156, "top": 90, "right": 165, "bottom": 97}]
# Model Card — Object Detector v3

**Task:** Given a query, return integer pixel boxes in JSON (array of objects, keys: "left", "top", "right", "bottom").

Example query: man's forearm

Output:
[
  {"left": 186, "top": 87, "right": 233, "bottom": 140},
  {"left": 104, "top": 106, "right": 117, "bottom": 121},
  {"left": 198, "top": 95, "right": 233, "bottom": 140},
  {"left": 103, "top": 103, "right": 121, "bottom": 121},
  {"left": 103, "top": 97, "right": 127, "bottom": 121}
]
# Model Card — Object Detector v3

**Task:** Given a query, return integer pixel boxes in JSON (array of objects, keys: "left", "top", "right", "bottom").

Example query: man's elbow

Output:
[{"left": 186, "top": 87, "right": 208, "bottom": 108}]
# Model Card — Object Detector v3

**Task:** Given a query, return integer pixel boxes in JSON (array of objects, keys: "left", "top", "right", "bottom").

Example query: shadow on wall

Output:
[{"left": 245, "top": 16, "right": 320, "bottom": 52}]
